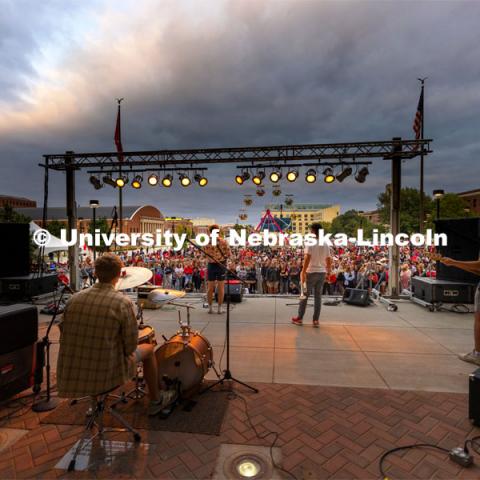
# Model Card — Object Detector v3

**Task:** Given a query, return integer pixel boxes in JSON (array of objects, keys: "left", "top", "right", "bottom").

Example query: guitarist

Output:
[{"left": 439, "top": 256, "right": 480, "bottom": 366}]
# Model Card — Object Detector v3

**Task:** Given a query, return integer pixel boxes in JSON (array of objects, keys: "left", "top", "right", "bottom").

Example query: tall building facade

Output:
[{"left": 265, "top": 203, "right": 340, "bottom": 234}]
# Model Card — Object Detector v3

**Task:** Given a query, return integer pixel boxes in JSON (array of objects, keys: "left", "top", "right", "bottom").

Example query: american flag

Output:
[
  {"left": 114, "top": 101, "right": 124, "bottom": 161},
  {"left": 413, "top": 89, "right": 424, "bottom": 139}
]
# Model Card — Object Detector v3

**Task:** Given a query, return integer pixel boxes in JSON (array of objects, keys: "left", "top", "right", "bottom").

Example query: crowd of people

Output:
[{"left": 73, "top": 243, "right": 438, "bottom": 295}]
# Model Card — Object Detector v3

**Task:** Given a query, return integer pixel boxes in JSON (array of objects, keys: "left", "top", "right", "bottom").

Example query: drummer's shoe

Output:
[
  {"left": 291, "top": 317, "right": 303, "bottom": 326},
  {"left": 147, "top": 390, "right": 178, "bottom": 416}
]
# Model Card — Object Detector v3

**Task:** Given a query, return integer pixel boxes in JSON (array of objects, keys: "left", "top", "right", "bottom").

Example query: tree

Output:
[
  {"left": 377, "top": 187, "right": 434, "bottom": 234},
  {"left": 0, "top": 204, "right": 31, "bottom": 224},
  {"left": 46, "top": 219, "right": 67, "bottom": 238},
  {"left": 330, "top": 210, "right": 377, "bottom": 238},
  {"left": 88, "top": 217, "right": 111, "bottom": 252}
]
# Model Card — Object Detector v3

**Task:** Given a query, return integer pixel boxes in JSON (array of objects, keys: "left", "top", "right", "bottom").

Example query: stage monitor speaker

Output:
[
  {"left": 0, "top": 223, "right": 30, "bottom": 277},
  {"left": 343, "top": 288, "right": 370, "bottom": 306},
  {"left": 411, "top": 277, "right": 476, "bottom": 304},
  {"left": 469, "top": 368, "right": 480, "bottom": 427},
  {"left": 216, "top": 280, "right": 243, "bottom": 303},
  {"left": 0, "top": 273, "right": 58, "bottom": 301},
  {"left": 0, "top": 304, "right": 38, "bottom": 401},
  {"left": 435, "top": 218, "right": 480, "bottom": 283}
]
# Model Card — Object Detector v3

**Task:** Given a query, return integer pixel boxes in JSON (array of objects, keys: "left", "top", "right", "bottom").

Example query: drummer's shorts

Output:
[
  {"left": 207, "top": 263, "right": 225, "bottom": 282},
  {"left": 475, "top": 283, "right": 480, "bottom": 313}
]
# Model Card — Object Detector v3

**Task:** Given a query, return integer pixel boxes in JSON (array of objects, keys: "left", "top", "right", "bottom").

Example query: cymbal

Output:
[
  {"left": 147, "top": 288, "right": 186, "bottom": 305},
  {"left": 116, "top": 267, "right": 153, "bottom": 290}
]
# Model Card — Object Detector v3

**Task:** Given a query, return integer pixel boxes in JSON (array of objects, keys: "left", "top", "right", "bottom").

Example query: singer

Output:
[{"left": 292, "top": 223, "right": 332, "bottom": 328}]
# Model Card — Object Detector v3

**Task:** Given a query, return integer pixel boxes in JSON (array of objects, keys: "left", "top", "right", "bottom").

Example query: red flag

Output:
[{"left": 114, "top": 103, "right": 124, "bottom": 161}]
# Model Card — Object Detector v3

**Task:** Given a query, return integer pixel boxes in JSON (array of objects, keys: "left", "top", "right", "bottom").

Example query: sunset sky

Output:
[{"left": 1, "top": 0, "right": 479, "bottom": 222}]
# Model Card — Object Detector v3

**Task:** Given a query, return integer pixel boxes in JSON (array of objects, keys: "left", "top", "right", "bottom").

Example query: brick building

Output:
[{"left": 0, "top": 195, "right": 37, "bottom": 208}]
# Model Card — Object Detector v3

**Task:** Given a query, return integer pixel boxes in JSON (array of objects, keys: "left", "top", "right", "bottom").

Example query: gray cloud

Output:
[{"left": 0, "top": 0, "right": 479, "bottom": 223}]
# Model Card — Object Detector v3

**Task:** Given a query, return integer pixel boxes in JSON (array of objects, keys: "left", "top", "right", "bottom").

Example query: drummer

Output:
[
  {"left": 204, "top": 224, "right": 231, "bottom": 314},
  {"left": 57, "top": 253, "right": 176, "bottom": 415}
]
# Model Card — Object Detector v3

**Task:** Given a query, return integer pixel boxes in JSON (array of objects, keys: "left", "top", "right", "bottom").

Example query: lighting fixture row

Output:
[
  {"left": 235, "top": 166, "right": 369, "bottom": 185},
  {"left": 89, "top": 173, "right": 208, "bottom": 189}
]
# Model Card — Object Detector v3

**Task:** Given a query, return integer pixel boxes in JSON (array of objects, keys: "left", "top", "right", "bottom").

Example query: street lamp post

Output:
[
  {"left": 90, "top": 200, "right": 100, "bottom": 260},
  {"left": 433, "top": 189, "right": 444, "bottom": 221}
]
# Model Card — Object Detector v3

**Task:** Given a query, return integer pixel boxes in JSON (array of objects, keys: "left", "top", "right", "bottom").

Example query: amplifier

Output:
[
  {"left": 343, "top": 288, "right": 370, "bottom": 306},
  {"left": 0, "top": 304, "right": 38, "bottom": 401},
  {"left": 137, "top": 285, "right": 162, "bottom": 309},
  {"left": 216, "top": 280, "right": 243, "bottom": 303},
  {"left": 469, "top": 368, "right": 480, "bottom": 427},
  {"left": 0, "top": 273, "right": 58, "bottom": 301},
  {"left": 411, "top": 277, "right": 476, "bottom": 304}
]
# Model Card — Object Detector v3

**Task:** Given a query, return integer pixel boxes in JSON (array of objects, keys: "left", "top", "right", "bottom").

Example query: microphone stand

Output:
[
  {"left": 32, "top": 284, "right": 71, "bottom": 412},
  {"left": 186, "top": 238, "right": 258, "bottom": 394}
]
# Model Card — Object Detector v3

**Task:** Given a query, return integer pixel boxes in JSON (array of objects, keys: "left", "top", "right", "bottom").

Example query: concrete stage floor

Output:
[
  {"left": 0, "top": 296, "right": 479, "bottom": 479},
  {"left": 138, "top": 295, "right": 476, "bottom": 394}
]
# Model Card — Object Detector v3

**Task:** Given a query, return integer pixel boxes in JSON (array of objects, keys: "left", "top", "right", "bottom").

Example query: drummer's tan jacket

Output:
[{"left": 57, "top": 283, "right": 137, "bottom": 397}]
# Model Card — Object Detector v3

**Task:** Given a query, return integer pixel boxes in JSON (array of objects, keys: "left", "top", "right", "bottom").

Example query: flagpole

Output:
[
  {"left": 418, "top": 78, "right": 426, "bottom": 234},
  {"left": 115, "top": 98, "right": 124, "bottom": 234}
]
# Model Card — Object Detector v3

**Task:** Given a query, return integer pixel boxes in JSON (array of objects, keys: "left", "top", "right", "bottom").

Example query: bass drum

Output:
[{"left": 155, "top": 332, "right": 212, "bottom": 394}]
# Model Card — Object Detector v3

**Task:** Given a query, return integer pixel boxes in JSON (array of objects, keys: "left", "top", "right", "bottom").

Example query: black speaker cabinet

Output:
[
  {"left": 216, "top": 281, "right": 243, "bottom": 303},
  {"left": 411, "top": 277, "right": 476, "bottom": 304},
  {"left": 0, "top": 223, "right": 30, "bottom": 277},
  {"left": 435, "top": 218, "right": 480, "bottom": 283},
  {"left": 343, "top": 288, "right": 370, "bottom": 306},
  {"left": 0, "top": 304, "right": 38, "bottom": 401},
  {"left": 469, "top": 368, "right": 480, "bottom": 427},
  {"left": 0, "top": 273, "right": 58, "bottom": 301}
]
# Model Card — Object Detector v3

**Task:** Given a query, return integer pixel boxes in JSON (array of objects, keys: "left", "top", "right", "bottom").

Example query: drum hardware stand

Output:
[
  {"left": 185, "top": 238, "right": 258, "bottom": 394},
  {"left": 371, "top": 289, "right": 398, "bottom": 312},
  {"left": 32, "top": 283, "right": 72, "bottom": 412}
]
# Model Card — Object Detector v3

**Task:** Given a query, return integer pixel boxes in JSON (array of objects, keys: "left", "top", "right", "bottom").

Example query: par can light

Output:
[
  {"left": 323, "top": 167, "right": 335, "bottom": 184},
  {"left": 286, "top": 170, "right": 298, "bottom": 182},
  {"left": 162, "top": 174, "right": 173, "bottom": 187},
  {"left": 131, "top": 175, "right": 143, "bottom": 189},
  {"left": 147, "top": 174, "right": 158, "bottom": 186},
  {"left": 305, "top": 169, "right": 317, "bottom": 183}
]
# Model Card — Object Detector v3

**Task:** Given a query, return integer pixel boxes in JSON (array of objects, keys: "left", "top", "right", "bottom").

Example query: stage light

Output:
[
  {"left": 336, "top": 166, "right": 352, "bottom": 182},
  {"left": 355, "top": 167, "right": 369, "bottom": 183},
  {"left": 194, "top": 174, "right": 208, "bottom": 187},
  {"left": 89, "top": 175, "right": 102, "bottom": 190},
  {"left": 235, "top": 171, "right": 250, "bottom": 185},
  {"left": 180, "top": 174, "right": 191, "bottom": 187},
  {"left": 103, "top": 175, "right": 117, "bottom": 188},
  {"left": 323, "top": 167, "right": 335, "bottom": 184},
  {"left": 286, "top": 170, "right": 298, "bottom": 182},
  {"left": 115, "top": 175, "right": 128, "bottom": 188},
  {"left": 305, "top": 169, "right": 316, "bottom": 183},
  {"left": 252, "top": 171, "right": 265, "bottom": 185},
  {"left": 131, "top": 175, "right": 143, "bottom": 189},
  {"left": 162, "top": 174, "right": 173, "bottom": 187},
  {"left": 269, "top": 170, "right": 282, "bottom": 183},
  {"left": 148, "top": 174, "right": 158, "bottom": 186}
]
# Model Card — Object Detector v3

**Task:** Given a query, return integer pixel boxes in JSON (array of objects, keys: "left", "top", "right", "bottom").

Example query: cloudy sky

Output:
[{"left": 1, "top": 0, "right": 479, "bottom": 223}]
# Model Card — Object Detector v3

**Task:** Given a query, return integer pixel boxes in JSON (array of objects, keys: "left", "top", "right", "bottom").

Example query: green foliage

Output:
[
  {"left": 377, "top": 188, "right": 472, "bottom": 233},
  {"left": 88, "top": 217, "right": 110, "bottom": 252},
  {"left": 46, "top": 219, "right": 67, "bottom": 238},
  {"left": 330, "top": 210, "right": 378, "bottom": 238},
  {"left": 0, "top": 204, "right": 31, "bottom": 224}
]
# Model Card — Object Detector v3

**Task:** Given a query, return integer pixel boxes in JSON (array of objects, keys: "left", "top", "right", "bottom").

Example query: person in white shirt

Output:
[{"left": 292, "top": 223, "right": 332, "bottom": 327}]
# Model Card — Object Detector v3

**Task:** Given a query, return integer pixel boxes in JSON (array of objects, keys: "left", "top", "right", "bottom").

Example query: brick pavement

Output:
[{"left": 1, "top": 382, "right": 479, "bottom": 479}]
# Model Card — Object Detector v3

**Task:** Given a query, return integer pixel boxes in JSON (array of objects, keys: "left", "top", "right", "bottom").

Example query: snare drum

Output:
[
  {"left": 155, "top": 331, "right": 212, "bottom": 393},
  {"left": 138, "top": 325, "right": 157, "bottom": 346}
]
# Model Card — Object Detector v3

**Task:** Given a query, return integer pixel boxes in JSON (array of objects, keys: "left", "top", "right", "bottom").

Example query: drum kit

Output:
[{"left": 117, "top": 267, "right": 217, "bottom": 400}]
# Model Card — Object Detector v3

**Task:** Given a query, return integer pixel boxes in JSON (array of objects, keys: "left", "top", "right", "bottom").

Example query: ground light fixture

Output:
[
  {"left": 162, "top": 174, "right": 173, "bottom": 187},
  {"left": 269, "top": 170, "right": 282, "bottom": 183},
  {"left": 355, "top": 166, "right": 369, "bottom": 183},
  {"left": 194, "top": 174, "right": 208, "bottom": 187},
  {"left": 179, "top": 174, "right": 191, "bottom": 187},
  {"left": 336, "top": 166, "right": 352, "bottom": 182},
  {"left": 147, "top": 173, "right": 158, "bottom": 186},
  {"left": 305, "top": 168, "right": 317, "bottom": 183},
  {"left": 103, "top": 174, "right": 117, "bottom": 187},
  {"left": 286, "top": 169, "right": 298, "bottom": 182},
  {"left": 323, "top": 167, "right": 335, "bottom": 184},
  {"left": 131, "top": 175, "right": 143, "bottom": 189},
  {"left": 252, "top": 171, "right": 265, "bottom": 185},
  {"left": 115, "top": 175, "right": 128, "bottom": 188},
  {"left": 89, "top": 175, "right": 102, "bottom": 190}
]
